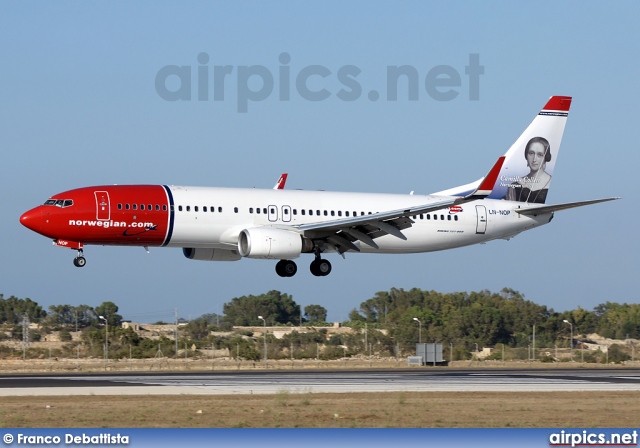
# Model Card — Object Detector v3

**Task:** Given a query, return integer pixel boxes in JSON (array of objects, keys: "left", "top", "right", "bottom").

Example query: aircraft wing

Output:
[
  {"left": 291, "top": 157, "right": 505, "bottom": 253},
  {"left": 514, "top": 197, "right": 620, "bottom": 216}
]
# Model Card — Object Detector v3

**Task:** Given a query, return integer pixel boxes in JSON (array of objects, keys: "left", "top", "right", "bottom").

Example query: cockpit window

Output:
[{"left": 44, "top": 199, "right": 73, "bottom": 208}]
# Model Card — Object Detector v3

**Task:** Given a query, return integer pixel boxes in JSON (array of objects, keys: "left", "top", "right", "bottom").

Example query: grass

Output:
[{"left": 1, "top": 391, "right": 639, "bottom": 428}]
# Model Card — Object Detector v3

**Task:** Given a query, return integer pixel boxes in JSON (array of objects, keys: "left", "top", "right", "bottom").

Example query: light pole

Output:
[
  {"left": 413, "top": 317, "right": 422, "bottom": 344},
  {"left": 563, "top": 320, "right": 573, "bottom": 361},
  {"left": 532, "top": 324, "right": 536, "bottom": 361},
  {"left": 258, "top": 315, "right": 267, "bottom": 363},
  {"left": 99, "top": 315, "right": 108, "bottom": 364}
]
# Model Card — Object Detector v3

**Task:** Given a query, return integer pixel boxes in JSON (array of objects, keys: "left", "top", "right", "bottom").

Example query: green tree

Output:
[
  {"left": 223, "top": 290, "right": 300, "bottom": 326},
  {"left": 184, "top": 318, "right": 211, "bottom": 340},
  {"left": 304, "top": 304, "right": 328, "bottom": 323},
  {"left": 607, "top": 344, "right": 631, "bottom": 363},
  {"left": 0, "top": 295, "right": 46, "bottom": 324},
  {"left": 94, "top": 301, "right": 122, "bottom": 327}
]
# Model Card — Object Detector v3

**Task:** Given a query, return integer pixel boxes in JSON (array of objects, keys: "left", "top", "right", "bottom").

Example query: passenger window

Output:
[
  {"left": 440, "top": 215, "right": 444, "bottom": 220},
  {"left": 249, "top": 208, "right": 253, "bottom": 213},
  {"left": 133, "top": 204, "right": 138, "bottom": 210},
  {"left": 447, "top": 215, "right": 451, "bottom": 221},
  {"left": 420, "top": 214, "right": 424, "bottom": 220},
  {"left": 140, "top": 204, "right": 145, "bottom": 210},
  {"left": 118, "top": 204, "right": 122, "bottom": 210},
  {"left": 316, "top": 210, "right": 320, "bottom": 215},
  {"left": 155, "top": 205, "right": 160, "bottom": 211},
  {"left": 163, "top": 205, "right": 167, "bottom": 211},
  {"left": 234, "top": 207, "right": 239, "bottom": 213},
  {"left": 301, "top": 210, "right": 305, "bottom": 215},
  {"left": 345, "top": 211, "right": 350, "bottom": 217},
  {"left": 433, "top": 214, "right": 437, "bottom": 220},
  {"left": 219, "top": 207, "right": 223, "bottom": 212},
  {"left": 293, "top": 209, "right": 297, "bottom": 215},
  {"left": 454, "top": 215, "right": 458, "bottom": 221},
  {"left": 125, "top": 204, "right": 130, "bottom": 210},
  {"left": 338, "top": 211, "right": 342, "bottom": 217},
  {"left": 256, "top": 208, "right": 261, "bottom": 214},
  {"left": 203, "top": 206, "right": 208, "bottom": 212},
  {"left": 270, "top": 208, "right": 275, "bottom": 214},
  {"left": 148, "top": 204, "right": 152, "bottom": 210},
  {"left": 195, "top": 206, "right": 199, "bottom": 212},
  {"left": 178, "top": 205, "right": 183, "bottom": 212},
  {"left": 284, "top": 209, "right": 289, "bottom": 215},
  {"left": 186, "top": 206, "right": 191, "bottom": 212}
]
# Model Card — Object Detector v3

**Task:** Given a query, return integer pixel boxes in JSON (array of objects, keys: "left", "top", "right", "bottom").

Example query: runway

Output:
[{"left": 2, "top": 368, "right": 640, "bottom": 396}]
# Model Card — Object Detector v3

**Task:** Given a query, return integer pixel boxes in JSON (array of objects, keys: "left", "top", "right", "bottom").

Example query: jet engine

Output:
[
  {"left": 182, "top": 247, "right": 242, "bottom": 262},
  {"left": 238, "top": 227, "right": 311, "bottom": 259}
]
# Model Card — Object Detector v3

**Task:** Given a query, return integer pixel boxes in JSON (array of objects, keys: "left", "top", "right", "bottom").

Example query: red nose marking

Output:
[{"left": 20, "top": 208, "right": 43, "bottom": 234}]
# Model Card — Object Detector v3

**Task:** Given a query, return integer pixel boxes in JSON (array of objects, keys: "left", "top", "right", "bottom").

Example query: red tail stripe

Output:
[
  {"left": 543, "top": 96, "right": 572, "bottom": 112},
  {"left": 478, "top": 156, "right": 505, "bottom": 192}
]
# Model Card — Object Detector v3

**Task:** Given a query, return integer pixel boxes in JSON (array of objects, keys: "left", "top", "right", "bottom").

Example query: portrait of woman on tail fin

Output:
[{"left": 503, "top": 136, "right": 552, "bottom": 204}]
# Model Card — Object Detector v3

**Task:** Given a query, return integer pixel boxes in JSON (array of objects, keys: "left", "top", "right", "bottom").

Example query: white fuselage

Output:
[{"left": 167, "top": 186, "right": 550, "bottom": 254}]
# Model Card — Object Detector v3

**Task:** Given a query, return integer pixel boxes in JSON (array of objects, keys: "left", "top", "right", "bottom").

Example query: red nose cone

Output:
[{"left": 20, "top": 208, "right": 43, "bottom": 234}]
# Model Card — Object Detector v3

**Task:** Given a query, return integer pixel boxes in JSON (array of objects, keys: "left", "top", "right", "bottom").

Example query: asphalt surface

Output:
[{"left": 1, "top": 368, "right": 640, "bottom": 395}]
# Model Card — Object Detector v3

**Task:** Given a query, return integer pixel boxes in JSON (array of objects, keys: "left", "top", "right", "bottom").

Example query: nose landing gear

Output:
[{"left": 73, "top": 250, "right": 86, "bottom": 268}]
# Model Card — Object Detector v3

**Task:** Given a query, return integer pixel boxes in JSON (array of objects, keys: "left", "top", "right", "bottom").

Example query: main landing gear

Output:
[
  {"left": 73, "top": 250, "right": 86, "bottom": 268},
  {"left": 310, "top": 257, "right": 331, "bottom": 277},
  {"left": 275, "top": 259, "right": 297, "bottom": 277},
  {"left": 275, "top": 255, "right": 332, "bottom": 278}
]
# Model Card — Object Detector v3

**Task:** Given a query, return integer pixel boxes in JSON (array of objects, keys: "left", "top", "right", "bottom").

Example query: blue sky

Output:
[{"left": 2, "top": 2, "right": 638, "bottom": 323}]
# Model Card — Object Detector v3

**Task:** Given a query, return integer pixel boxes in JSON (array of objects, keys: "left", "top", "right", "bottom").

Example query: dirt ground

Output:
[
  {"left": 1, "top": 391, "right": 639, "bottom": 428},
  {"left": 2, "top": 356, "right": 639, "bottom": 373}
]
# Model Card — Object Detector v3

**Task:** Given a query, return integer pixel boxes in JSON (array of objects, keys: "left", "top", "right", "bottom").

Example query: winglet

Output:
[{"left": 273, "top": 173, "right": 288, "bottom": 190}]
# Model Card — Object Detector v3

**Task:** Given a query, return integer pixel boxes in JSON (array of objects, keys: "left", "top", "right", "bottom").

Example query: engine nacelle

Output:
[
  {"left": 238, "top": 227, "right": 305, "bottom": 259},
  {"left": 182, "top": 247, "right": 242, "bottom": 262}
]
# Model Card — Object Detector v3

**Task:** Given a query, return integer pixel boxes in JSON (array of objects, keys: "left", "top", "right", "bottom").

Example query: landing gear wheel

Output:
[
  {"left": 310, "top": 258, "right": 331, "bottom": 276},
  {"left": 73, "top": 256, "right": 86, "bottom": 268},
  {"left": 275, "top": 260, "right": 297, "bottom": 277}
]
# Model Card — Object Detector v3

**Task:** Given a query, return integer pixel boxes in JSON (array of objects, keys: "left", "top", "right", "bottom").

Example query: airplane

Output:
[{"left": 20, "top": 96, "right": 618, "bottom": 277}]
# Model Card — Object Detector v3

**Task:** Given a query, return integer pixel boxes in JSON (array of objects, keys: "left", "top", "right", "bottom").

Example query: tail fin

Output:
[{"left": 435, "top": 96, "right": 572, "bottom": 204}]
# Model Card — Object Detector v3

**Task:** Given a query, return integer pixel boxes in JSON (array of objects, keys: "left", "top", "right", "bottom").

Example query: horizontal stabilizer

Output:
[{"left": 515, "top": 197, "right": 620, "bottom": 216}]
